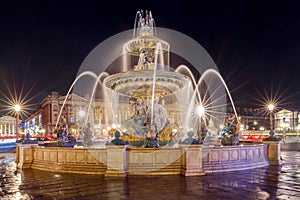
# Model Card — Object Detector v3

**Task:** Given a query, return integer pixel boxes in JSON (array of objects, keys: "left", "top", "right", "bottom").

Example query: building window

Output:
[
  {"left": 38, "top": 114, "right": 42, "bottom": 126},
  {"left": 53, "top": 114, "right": 57, "bottom": 123}
]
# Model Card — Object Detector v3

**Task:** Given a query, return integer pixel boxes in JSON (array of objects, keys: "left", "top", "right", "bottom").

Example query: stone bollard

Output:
[
  {"left": 17, "top": 144, "right": 38, "bottom": 169},
  {"left": 262, "top": 141, "right": 282, "bottom": 165},
  {"left": 180, "top": 144, "right": 205, "bottom": 176}
]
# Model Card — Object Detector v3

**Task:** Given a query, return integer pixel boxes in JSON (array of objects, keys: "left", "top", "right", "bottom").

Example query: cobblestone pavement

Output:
[{"left": 0, "top": 151, "right": 300, "bottom": 200}]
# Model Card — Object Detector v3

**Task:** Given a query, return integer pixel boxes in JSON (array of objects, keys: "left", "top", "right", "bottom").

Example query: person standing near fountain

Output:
[{"left": 180, "top": 130, "right": 199, "bottom": 145}]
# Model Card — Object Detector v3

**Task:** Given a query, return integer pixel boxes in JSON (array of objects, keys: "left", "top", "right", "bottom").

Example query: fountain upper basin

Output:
[{"left": 104, "top": 69, "right": 191, "bottom": 98}]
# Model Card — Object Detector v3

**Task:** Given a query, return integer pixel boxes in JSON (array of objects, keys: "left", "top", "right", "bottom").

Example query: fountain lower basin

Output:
[{"left": 15, "top": 142, "right": 281, "bottom": 176}]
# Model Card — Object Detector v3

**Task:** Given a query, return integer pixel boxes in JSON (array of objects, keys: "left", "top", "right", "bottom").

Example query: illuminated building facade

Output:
[
  {"left": 0, "top": 115, "right": 17, "bottom": 136},
  {"left": 274, "top": 109, "right": 299, "bottom": 132}
]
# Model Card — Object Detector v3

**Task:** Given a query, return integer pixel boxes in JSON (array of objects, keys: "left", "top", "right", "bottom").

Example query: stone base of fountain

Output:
[
  {"left": 202, "top": 144, "right": 269, "bottom": 173},
  {"left": 15, "top": 141, "right": 282, "bottom": 176}
]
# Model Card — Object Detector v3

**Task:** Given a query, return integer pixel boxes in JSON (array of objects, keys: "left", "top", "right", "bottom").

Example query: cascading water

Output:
[
  {"left": 55, "top": 71, "right": 98, "bottom": 129},
  {"left": 85, "top": 72, "right": 110, "bottom": 125}
]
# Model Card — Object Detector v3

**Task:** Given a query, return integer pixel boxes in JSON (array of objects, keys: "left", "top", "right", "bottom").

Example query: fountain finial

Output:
[{"left": 136, "top": 10, "right": 155, "bottom": 36}]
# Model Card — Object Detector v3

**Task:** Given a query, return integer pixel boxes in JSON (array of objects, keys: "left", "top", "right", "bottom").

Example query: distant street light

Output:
[
  {"left": 268, "top": 103, "right": 275, "bottom": 112},
  {"left": 14, "top": 104, "right": 21, "bottom": 140}
]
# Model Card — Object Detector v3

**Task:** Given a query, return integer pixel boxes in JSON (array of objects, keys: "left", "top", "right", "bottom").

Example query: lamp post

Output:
[
  {"left": 267, "top": 103, "right": 275, "bottom": 131},
  {"left": 14, "top": 104, "right": 21, "bottom": 140}
]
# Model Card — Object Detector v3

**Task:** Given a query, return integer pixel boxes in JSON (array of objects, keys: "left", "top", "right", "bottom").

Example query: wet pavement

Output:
[{"left": 0, "top": 151, "right": 300, "bottom": 200}]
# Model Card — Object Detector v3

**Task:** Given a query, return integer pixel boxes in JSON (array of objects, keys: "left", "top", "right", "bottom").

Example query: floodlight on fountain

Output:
[
  {"left": 112, "top": 124, "right": 117, "bottom": 129},
  {"left": 196, "top": 104, "right": 205, "bottom": 117},
  {"left": 107, "top": 126, "right": 111, "bottom": 131},
  {"left": 78, "top": 110, "right": 85, "bottom": 117}
]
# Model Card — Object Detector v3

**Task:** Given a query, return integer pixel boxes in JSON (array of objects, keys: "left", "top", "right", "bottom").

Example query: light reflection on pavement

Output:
[{"left": 0, "top": 152, "right": 300, "bottom": 199}]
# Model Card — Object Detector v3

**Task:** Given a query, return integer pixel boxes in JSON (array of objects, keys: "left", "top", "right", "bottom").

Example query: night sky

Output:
[{"left": 0, "top": 1, "right": 300, "bottom": 112}]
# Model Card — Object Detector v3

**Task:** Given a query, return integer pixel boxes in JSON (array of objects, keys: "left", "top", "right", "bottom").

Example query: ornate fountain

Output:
[
  {"left": 16, "top": 11, "right": 280, "bottom": 176},
  {"left": 103, "top": 11, "right": 191, "bottom": 147}
]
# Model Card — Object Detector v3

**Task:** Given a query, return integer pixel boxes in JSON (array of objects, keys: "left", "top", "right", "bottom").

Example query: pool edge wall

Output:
[{"left": 16, "top": 142, "right": 281, "bottom": 176}]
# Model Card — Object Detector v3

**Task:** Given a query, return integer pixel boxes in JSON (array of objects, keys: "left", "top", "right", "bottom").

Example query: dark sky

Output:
[{"left": 0, "top": 0, "right": 300, "bottom": 111}]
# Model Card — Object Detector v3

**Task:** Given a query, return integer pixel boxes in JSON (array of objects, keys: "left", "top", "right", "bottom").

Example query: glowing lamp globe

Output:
[
  {"left": 268, "top": 104, "right": 275, "bottom": 112},
  {"left": 14, "top": 104, "right": 21, "bottom": 112}
]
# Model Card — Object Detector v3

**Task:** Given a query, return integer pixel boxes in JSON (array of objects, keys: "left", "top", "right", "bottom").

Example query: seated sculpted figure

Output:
[
  {"left": 180, "top": 130, "right": 199, "bottom": 145},
  {"left": 134, "top": 99, "right": 147, "bottom": 123},
  {"left": 144, "top": 123, "right": 159, "bottom": 148},
  {"left": 147, "top": 97, "right": 168, "bottom": 133},
  {"left": 63, "top": 132, "right": 77, "bottom": 148},
  {"left": 124, "top": 98, "right": 147, "bottom": 136},
  {"left": 83, "top": 123, "right": 93, "bottom": 147},
  {"left": 107, "top": 131, "right": 128, "bottom": 146}
]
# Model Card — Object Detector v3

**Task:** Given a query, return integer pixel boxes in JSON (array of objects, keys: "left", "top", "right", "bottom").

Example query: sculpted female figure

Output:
[{"left": 147, "top": 97, "right": 168, "bottom": 133}]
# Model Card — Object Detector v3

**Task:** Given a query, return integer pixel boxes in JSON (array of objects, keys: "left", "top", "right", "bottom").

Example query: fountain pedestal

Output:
[
  {"left": 181, "top": 145, "right": 205, "bottom": 176},
  {"left": 16, "top": 144, "right": 38, "bottom": 169},
  {"left": 263, "top": 141, "right": 282, "bottom": 165},
  {"left": 105, "top": 146, "right": 128, "bottom": 177},
  {"left": 105, "top": 145, "right": 205, "bottom": 176}
]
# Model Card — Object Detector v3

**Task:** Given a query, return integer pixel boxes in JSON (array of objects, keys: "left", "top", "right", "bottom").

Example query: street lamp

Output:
[
  {"left": 268, "top": 103, "right": 275, "bottom": 112},
  {"left": 267, "top": 103, "right": 275, "bottom": 131},
  {"left": 14, "top": 104, "right": 21, "bottom": 140}
]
